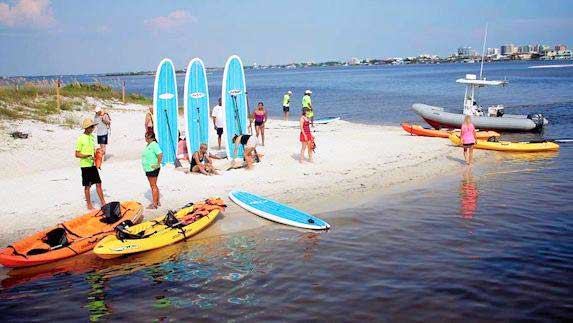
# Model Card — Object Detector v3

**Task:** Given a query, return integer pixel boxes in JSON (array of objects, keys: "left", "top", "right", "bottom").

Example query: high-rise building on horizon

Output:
[
  {"left": 501, "top": 44, "right": 518, "bottom": 55},
  {"left": 555, "top": 44, "right": 567, "bottom": 52},
  {"left": 486, "top": 48, "right": 500, "bottom": 56},
  {"left": 518, "top": 45, "right": 532, "bottom": 53},
  {"left": 457, "top": 46, "right": 475, "bottom": 58}
]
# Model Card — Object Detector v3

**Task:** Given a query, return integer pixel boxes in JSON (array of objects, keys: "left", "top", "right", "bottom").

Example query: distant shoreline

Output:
[{"left": 2, "top": 59, "right": 572, "bottom": 80}]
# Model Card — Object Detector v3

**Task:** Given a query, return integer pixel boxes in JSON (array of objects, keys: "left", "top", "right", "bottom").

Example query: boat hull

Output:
[{"left": 412, "top": 103, "right": 548, "bottom": 132}]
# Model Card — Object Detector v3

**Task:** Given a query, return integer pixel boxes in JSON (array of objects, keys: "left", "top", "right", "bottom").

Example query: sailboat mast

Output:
[{"left": 479, "top": 23, "right": 488, "bottom": 79}]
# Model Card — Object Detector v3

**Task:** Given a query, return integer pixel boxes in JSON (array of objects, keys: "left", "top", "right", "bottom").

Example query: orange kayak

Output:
[
  {"left": 402, "top": 123, "right": 500, "bottom": 139},
  {"left": 0, "top": 201, "right": 143, "bottom": 268}
]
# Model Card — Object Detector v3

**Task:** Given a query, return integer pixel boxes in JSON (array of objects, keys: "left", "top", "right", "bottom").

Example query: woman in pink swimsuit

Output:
[
  {"left": 460, "top": 115, "right": 477, "bottom": 165},
  {"left": 252, "top": 102, "right": 267, "bottom": 146}
]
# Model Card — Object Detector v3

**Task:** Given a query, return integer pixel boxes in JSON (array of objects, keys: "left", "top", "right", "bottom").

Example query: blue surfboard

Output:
[
  {"left": 228, "top": 190, "right": 331, "bottom": 230},
  {"left": 184, "top": 58, "right": 210, "bottom": 156},
  {"left": 222, "top": 55, "right": 248, "bottom": 160},
  {"left": 314, "top": 116, "right": 341, "bottom": 124},
  {"left": 153, "top": 58, "right": 178, "bottom": 165}
]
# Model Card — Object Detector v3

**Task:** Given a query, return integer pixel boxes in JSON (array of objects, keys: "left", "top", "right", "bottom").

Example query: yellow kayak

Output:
[
  {"left": 93, "top": 198, "right": 225, "bottom": 259},
  {"left": 449, "top": 134, "right": 560, "bottom": 152}
]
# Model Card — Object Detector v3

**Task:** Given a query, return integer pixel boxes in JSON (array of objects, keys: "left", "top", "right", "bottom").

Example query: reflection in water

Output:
[
  {"left": 84, "top": 273, "right": 110, "bottom": 322},
  {"left": 460, "top": 168, "right": 479, "bottom": 219},
  {"left": 299, "top": 232, "right": 320, "bottom": 261}
]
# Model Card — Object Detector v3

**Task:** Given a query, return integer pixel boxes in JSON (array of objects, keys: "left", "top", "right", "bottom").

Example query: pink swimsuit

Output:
[{"left": 461, "top": 123, "right": 476, "bottom": 145}]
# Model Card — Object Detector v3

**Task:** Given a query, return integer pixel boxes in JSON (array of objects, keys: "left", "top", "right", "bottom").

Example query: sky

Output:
[{"left": 0, "top": 0, "right": 572, "bottom": 76}]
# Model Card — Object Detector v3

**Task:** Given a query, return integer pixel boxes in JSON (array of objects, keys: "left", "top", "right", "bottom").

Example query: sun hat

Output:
[
  {"left": 305, "top": 90, "right": 312, "bottom": 94},
  {"left": 82, "top": 118, "right": 97, "bottom": 129},
  {"left": 287, "top": 90, "right": 292, "bottom": 94}
]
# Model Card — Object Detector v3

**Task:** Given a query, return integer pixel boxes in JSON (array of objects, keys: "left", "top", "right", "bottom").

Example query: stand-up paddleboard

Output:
[
  {"left": 222, "top": 55, "right": 248, "bottom": 160},
  {"left": 314, "top": 116, "right": 341, "bottom": 124},
  {"left": 153, "top": 58, "right": 179, "bottom": 165},
  {"left": 184, "top": 58, "right": 210, "bottom": 156},
  {"left": 229, "top": 190, "right": 331, "bottom": 230}
]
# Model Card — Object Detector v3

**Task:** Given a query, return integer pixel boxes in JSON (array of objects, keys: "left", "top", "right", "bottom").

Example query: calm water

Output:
[{"left": 2, "top": 62, "right": 573, "bottom": 321}]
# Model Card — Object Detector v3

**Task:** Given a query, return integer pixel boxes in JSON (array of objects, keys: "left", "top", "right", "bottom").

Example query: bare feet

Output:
[
  {"left": 87, "top": 204, "right": 95, "bottom": 210},
  {"left": 147, "top": 204, "right": 157, "bottom": 209}
]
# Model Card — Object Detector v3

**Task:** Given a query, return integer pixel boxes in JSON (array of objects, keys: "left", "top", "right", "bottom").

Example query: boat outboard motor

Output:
[{"left": 527, "top": 113, "right": 545, "bottom": 130}]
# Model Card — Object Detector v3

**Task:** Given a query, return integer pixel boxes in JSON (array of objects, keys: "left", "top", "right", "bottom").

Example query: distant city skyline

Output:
[{"left": 1, "top": 0, "right": 572, "bottom": 76}]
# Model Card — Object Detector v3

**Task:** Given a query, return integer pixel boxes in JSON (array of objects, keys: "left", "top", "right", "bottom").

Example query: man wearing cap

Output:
[
  {"left": 302, "top": 90, "right": 313, "bottom": 126},
  {"left": 75, "top": 118, "right": 106, "bottom": 210},
  {"left": 282, "top": 90, "right": 292, "bottom": 121},
  {"left": 94, "top": 106, "right": 111, "bottom": 156}
]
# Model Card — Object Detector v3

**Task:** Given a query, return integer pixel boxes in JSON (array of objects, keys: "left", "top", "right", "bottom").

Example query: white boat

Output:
[{"left": 412, "top": 74, "right": 548, "bottom": 132}]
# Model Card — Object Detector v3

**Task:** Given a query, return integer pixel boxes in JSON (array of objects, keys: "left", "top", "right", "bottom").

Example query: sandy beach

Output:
[{"left": 0, "top": 99, "right": 463, "bottom": 245}]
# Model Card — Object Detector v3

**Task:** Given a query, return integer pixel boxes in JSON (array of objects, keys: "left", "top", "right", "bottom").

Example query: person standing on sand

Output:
[
  {"left": 251, "top": 101, "right": 267, "bottom": 146},
  {"left": 283, "top": 90, "right": 292, "bottom": 121},
  {"left": 302, "top": 90, "right": 313, "bottom": 126},
  {"left": 460, "top": 115, "right": 477, "bottom": 165},
  {"left": 299, "top": 108, "right": 314, "bottom": 163},
  {"left": 94, "top": 106, "right": 111, "bottom": 156},
  {"left": 145, "top": 106, "right": 154, "bottom": 135},
  {"left": 211, "top": 98, "right": 224, "bottom": 150},
  {"left": 75, "top": 118, "right": 106, "bottom": 210},
  {"left": 141, "top": 132, "right": 162, "bottom": 209}
]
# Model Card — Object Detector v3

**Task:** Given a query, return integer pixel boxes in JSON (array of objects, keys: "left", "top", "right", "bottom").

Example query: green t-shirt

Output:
[
  {"left": 141, "top": 141, "right": 162, "bottom": 172},
  {"left": 302, "top": 95, "right": 312, "bottom": 109},
  {"left": 75, "top": 133, "right": 96, "bottom": 168},
  {"left": 283, "top": 94, "right": 290, "bottom": 107}
]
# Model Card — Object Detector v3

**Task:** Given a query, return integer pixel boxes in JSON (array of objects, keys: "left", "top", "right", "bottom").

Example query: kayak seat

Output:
[
  {"left": 26, "top": 228, "right": 69, "bottom": 255},
  {"left": 163, "top": 210, "right": 179, "bottom": 227},
  {"left": 100, "top": 201, "right": 122, "bottom": 224}
]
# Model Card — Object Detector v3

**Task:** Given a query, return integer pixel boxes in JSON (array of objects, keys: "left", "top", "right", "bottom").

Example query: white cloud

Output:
[
  {"left": 144, "top": 10, "right": 197, "bottom": 32},
  {"left": 0, "top": 0, "right": 56, "bottom": 28}
]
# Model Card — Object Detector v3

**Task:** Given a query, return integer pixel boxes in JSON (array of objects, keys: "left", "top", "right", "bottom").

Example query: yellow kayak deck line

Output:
[
  {"left": 94, "top": 206, "right": 219, "bottom": 259},
  {"left": 449, "top": 134, "right": 560, "bottom": 152}
]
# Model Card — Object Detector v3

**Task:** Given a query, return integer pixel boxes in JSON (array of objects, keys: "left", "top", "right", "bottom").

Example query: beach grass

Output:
[{"left": 0, "top": 80, "right": 151, "bottom": 122}]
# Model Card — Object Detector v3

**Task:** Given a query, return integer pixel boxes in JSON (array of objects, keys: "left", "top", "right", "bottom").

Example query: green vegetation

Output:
[{"left": 0, "top": 80, "right": 151, "bottom": 123}]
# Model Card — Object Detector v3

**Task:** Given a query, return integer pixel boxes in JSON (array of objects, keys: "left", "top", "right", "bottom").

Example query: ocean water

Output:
[{"left": 2, "top": 62, "right": 572, "bottom": 321}]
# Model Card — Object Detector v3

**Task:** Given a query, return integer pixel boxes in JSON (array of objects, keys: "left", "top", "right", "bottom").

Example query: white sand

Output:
[{"left": 0, "top": 100, "right": 464, "bottom": 245}]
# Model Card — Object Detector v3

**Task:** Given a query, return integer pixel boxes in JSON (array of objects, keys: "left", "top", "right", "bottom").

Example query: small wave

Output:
[{"left": 528, "top": 64, "right": 573, "bottom": 69}]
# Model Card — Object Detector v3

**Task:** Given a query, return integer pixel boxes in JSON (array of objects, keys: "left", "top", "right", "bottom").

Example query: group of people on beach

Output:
[{"left": 75, "top": 89, "right": 317, "bottom": 210}]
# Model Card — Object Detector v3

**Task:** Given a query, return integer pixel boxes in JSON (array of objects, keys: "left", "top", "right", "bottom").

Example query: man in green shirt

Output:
[
  {"left": 282, "top": 90, "right": 292, "bottom": 121},
  {"left": 302, "top": 90, "right": 313, "bottom": 126},
  {"left": 76, "top": 118, "right": 106, "bottom": 210}
]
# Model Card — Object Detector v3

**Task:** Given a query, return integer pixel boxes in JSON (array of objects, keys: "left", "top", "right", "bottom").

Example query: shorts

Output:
[
  {"left": 283, "top": 106, "right": 290, "bottom": 112},
  {"left": 462, "top": 143, "right": 475, "bottom": 148},
  {"left": 216, "top": 127, "right": 224, "bottom": 136},
  {"left": 245, "top": 136, "right": 258, "bottom": 149},
  {"left": 300, "top": 132, "right": 313, "bottom": 142},
  {"left": 97, "top": 134, "right": 108, "bottom": 145},
  {"left": 145, "top": 168, "right": 160, "bottom": 177},
  {"left": 255, "top": 121, "right": 264, "bottom": 127},
  {"left": 81, "top": 166, "right": 101, "bottom": 187}
]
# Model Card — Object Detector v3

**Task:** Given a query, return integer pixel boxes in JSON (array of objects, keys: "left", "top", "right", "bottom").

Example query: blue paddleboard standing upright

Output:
[
  {"left": 153, "top": 58, "right": 178, "bottom": 165},
  {"left": 184, "top": 58, "right": 210, "bottom": 156},
  {"left": 222, "top": 55, "right": 248, "bottom": 160}
]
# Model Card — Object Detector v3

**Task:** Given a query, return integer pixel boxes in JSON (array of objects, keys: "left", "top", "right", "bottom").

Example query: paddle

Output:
[
  {"left": 244, "top": 91, "right": 260, "bottom": 163},
  {"left": 164, "top": 109, "right": 182, "bottom": 168},
  {"left": 528, "top": 138, "right": 573, "bottom": 144}
]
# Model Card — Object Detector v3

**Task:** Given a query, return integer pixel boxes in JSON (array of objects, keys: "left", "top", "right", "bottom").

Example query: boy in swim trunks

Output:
[{"left": 76, "top": 118, "right": 106, "bottom": 210}]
